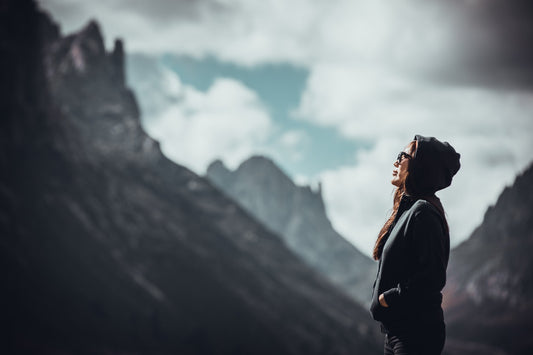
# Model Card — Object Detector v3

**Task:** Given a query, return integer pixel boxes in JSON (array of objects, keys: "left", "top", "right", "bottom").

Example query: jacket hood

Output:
[{"left": 407, "top": 135, "right": 461, "bottom": 195}]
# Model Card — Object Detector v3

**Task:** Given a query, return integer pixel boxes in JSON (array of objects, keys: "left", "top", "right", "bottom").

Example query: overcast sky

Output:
[{"left": 38, "top": 0, "right": 533, "bottom": 256}]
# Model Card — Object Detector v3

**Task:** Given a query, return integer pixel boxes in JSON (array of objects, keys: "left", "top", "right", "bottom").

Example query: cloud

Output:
[
  {"left": 319, "top": 140, "right": 401, "bottom": 256},
  {"left": 135, "top": 64, "right": 273, "bottom": 173},
  {"left": 279, "top": 130, "right": 306, "bottom": 147},
  {"left": 40, "top": 0, "right": 321, "bottom": 65},
  {"left": 40, "top": 0, "right": 457, "bottom": 69},
  {"left": 319, "top": 136, "right": 533, "bottom": 257},
  {"left": 275, "top": 130, "right": 308, "bottom": 161},
  {"left": 41, "top": 0, "right": 533, "bottom": 256},
  {"left": 300, "top": 62, "right": 533, "bottom": 254},
  {"left": 433, "top": 0, "right": 533, "bottom": 90},
  {"left": 294, "top": 63, "right": 533, "bottom": 141},
  {"left": 41, "top": 0, "right": 533, "bottom": 86}
]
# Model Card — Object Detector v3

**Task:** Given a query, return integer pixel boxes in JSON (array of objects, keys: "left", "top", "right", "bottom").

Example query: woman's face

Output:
[{"left": 391, "top": 145, "right": 412, "bottom": 187}]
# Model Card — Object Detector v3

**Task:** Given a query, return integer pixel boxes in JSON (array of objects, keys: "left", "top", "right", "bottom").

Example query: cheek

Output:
[{"left": 399, "top": 166, "right": 408, "bottom": 178}]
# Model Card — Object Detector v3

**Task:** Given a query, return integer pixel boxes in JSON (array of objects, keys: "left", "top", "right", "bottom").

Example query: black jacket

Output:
[{"left": 370, "top": 195, "right": 450, "bottom": 333}]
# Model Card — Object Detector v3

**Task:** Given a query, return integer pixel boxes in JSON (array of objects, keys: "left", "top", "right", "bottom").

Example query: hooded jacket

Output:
[
  {"left": 370, "top": 135, "right": 460, "bottom": 333},
  {"left": 369, "top": 196, "right": 449, "bottom": 333}
]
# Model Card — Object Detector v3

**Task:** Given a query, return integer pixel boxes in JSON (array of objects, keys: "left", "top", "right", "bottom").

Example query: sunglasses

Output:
[{"left": 396, "top": 151, "right": 412, "bottom": 164}]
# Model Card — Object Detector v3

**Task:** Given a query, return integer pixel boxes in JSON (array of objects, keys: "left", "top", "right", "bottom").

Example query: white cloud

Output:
[
  {"left": 294, "top": 174, "right": 312, "bottom": 187},
  {"left": 279, "top": 130, "right": 306, "bottom": 147},
  {"left": 320, "top": 135, "right": 533, "bottom": 257},
  {"left": 319, "top": 139, "right": 405, "bottom": 256},
  {"left": 304, "top": 64, "right": 533, "bottom": 255},
  {"left": 275, "top": 130, "right": 308, "bottom": 162},
  {"left": 41, "top": 0, "right": 459, "bottom": 69},
  {"left": 41, "top": 0, "right": 533, "bottom": 257},
  {"left": 142, "top": 69, "right": 273, "bottom": 173}
]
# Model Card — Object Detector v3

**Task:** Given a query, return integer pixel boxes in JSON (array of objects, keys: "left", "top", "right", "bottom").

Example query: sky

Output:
[{"left": 38, "top": 0, "right": 533, "bottom": 257}]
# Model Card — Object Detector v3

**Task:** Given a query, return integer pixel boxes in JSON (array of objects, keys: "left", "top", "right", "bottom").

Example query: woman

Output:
[{"left": 370, "top": 135, "right": 460, "bottom": 355}]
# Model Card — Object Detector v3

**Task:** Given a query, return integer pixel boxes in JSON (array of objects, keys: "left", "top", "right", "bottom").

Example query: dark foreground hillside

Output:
[{"left": 0, "top": 1, "right": 381, "bottom": 354}]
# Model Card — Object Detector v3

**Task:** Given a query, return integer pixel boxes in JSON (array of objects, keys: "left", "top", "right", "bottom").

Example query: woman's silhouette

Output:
[{"left": 370, "top": 135, "right": 460, "bottom": 355}]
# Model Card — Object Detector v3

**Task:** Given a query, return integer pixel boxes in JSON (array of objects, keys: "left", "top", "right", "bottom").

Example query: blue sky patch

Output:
[{"left": 159, "top": 54, "right": 366, "bottom": 178}]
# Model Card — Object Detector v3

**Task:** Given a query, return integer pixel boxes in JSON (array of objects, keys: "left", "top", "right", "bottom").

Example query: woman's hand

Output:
[{"left": 379, "top": 293, "right": 389, "bottom": 307}]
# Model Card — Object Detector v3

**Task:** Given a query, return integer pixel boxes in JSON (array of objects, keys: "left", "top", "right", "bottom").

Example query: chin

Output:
[{"left": 391, "top": 178, "right": 400, "bottom": 187}]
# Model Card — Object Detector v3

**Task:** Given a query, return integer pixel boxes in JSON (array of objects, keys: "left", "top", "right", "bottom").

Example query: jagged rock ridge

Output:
[
  {"left": 1, "top": 1, "right": 381, "bottom": 354},
  {"left": 206, "top": 156, "right": 376, "bottom": 305},
  {"left": 443, "top": 163, "right": 533, "bottom": 355}
]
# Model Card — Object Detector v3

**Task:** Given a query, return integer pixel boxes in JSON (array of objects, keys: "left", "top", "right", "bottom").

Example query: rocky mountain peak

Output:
[
  {"left": 43, "top": 19, "right": 154, "bottom": 163},
  {"left": 78, "top": 20, "right": 106, "bottom": 54},
  {"left": 238, "top": 155, "right": 283, "bottom": 171},
  {"left": 207, "top": 158, "right": 230, "bottom": 174},
  {"left": 443, "top": 161, "right": 533, "bottom": 354},
  {"left": 206, "top": 155, "right": 375, "bottom": 305},
  {"left": 111, "top": 38, "right": 125, "bottom": 85},
  {"left": 237, "top": 156, "right": 295, "bottom": 187},
  {"left": 208, "top": 155, "right": 326, "bottom": 218},
  {"left": 206, "top": 159, "right": 232, "bottom": 187},
  {"left": 47, "top": 19, "right": 124, "bottom": 89},
  {"left": 475, "top": 163, "right": 533, "bottom": 242}
]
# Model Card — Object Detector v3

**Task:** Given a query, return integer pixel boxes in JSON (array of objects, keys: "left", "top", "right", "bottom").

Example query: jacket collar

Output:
[{"left": 398, "top": 194, "right": 416, "bottom": 215}]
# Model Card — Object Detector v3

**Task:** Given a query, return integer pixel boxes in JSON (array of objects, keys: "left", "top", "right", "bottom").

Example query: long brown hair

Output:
[
  {"left": 373, "top": 183, "right": 407, "bottom": 260},
  {"left": 372, "top": 140, "right": 449, "bottom": 260}
]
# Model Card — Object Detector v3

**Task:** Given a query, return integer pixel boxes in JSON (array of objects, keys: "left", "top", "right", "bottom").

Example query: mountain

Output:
[
  {"left": 443, "top": 163, "right": 533, "bottom": 355},
  {"left": 206, "top": 157, "right": 376, "bottom": 305},
  {"left": 1, "top": 1, "right": 381, "bottom": 354}
]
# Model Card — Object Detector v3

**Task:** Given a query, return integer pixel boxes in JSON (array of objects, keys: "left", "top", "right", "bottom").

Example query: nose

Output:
[{"left": 393, "top": 160, "right": 399, "bottom": 167}]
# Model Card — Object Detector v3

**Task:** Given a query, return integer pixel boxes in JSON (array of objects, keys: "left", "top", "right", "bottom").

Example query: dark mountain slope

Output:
[
  {"left": 444, "top": 164, "right": 533, "bottom": 355},
  {"left": 1, "top": 1, "right": 380, "bottom": 354}
]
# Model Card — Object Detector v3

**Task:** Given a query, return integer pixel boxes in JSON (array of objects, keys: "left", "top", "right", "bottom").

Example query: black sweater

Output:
[{"left": 370, "top": 196, "right": 450, "bottom": 333}]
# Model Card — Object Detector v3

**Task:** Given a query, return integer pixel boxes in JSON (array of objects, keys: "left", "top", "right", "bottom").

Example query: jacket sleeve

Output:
[{"left": 382, "top": 204, "right": 448, "bottom": 307}]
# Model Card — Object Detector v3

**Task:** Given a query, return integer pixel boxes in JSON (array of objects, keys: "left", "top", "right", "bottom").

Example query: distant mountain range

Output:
[
  {"left": 206, "top": 156, "right": 376, "bottom": 305},
  {"left": 1, "top": 1, "right": 381, "bottom": 354}
]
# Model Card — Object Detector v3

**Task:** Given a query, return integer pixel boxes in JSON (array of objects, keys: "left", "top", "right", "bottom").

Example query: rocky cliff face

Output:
[
  {"left": 1, "top": 1, "right": 381, "bottom": 354},
  {"left": 206, "top": 157, "right": 376, "bottom": 305},
  {"left": 443, "top": 164, "right": 533, "bottom": 355}
]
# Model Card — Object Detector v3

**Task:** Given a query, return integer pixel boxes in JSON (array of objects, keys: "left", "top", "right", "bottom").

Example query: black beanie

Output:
[{"left": 407, "top": 135, "right": 461, "bottom": 195}]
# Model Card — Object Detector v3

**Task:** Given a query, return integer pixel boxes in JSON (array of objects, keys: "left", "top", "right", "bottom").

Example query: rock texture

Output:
[
  {"left": 206, "top": 157, "right": 376, "bottom": 305},
  {"left": 443, "top": 164, "right": 533, "bottom": 355},
  {"left": 1, "top": 1, "right": 381, "bottom": 354}
]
